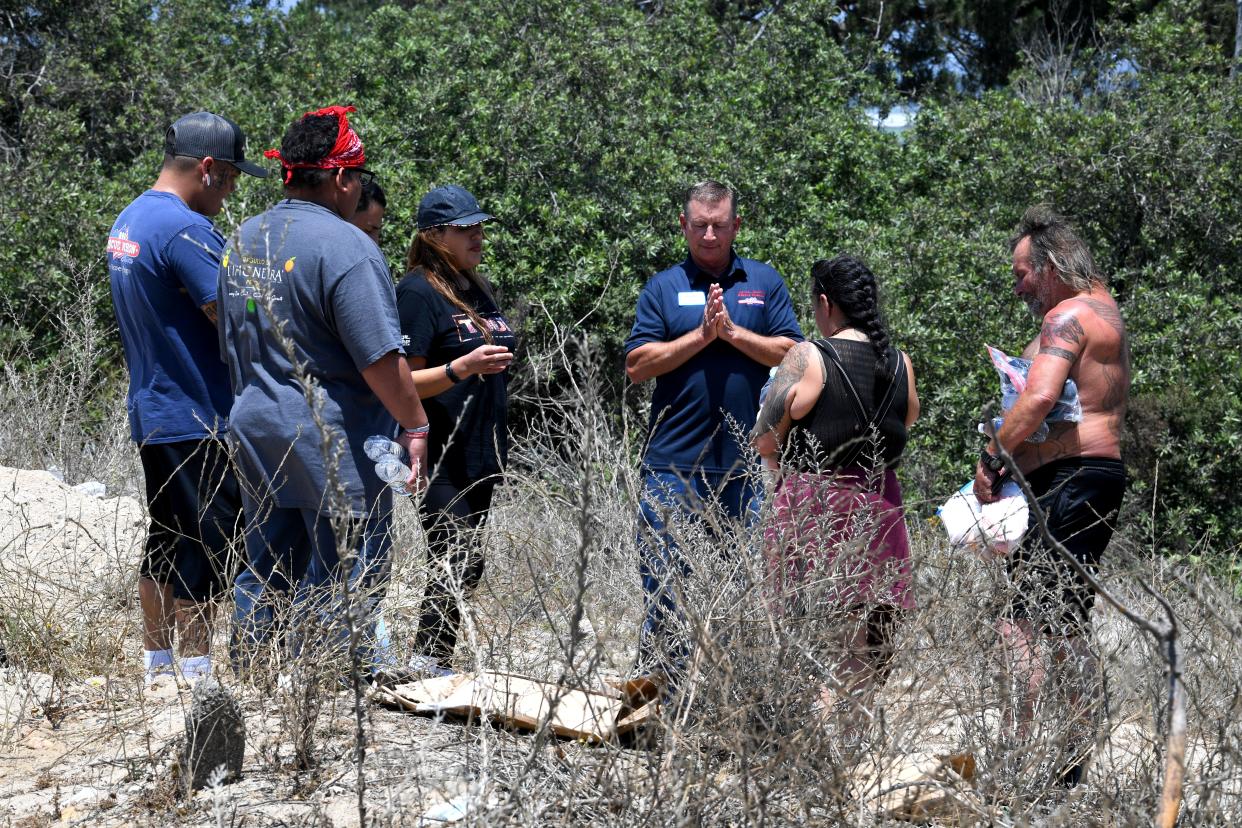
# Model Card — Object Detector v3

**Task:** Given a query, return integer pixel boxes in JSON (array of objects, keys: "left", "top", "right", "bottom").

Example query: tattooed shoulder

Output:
[
  {"left": 1074, "top": 296, "right": 1126, "bottom": 337},
  {"left": 1041, "top": 312, "right": 1085, "bottom": 345}
]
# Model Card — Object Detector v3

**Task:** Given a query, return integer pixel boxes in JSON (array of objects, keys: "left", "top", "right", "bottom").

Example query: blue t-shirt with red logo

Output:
[
  {"left": 624, "top": 252, "right": 804, "bottom": 475},
  {"left": 108, "top": 190, "right": 232, "bottom": 444}
]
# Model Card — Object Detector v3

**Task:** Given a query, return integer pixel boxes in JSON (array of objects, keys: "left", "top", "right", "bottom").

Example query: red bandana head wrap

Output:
[{"left": 264, "top": 105, "right": 366, "bottom": 184}]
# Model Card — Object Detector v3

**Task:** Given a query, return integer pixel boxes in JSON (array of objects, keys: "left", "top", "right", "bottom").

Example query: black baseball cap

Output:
[
  {"left": 416, "top": 185, "right": 493, "bottom": 230},
  {"left": 164, "top": 111, "right": 267, "bottom": 178}
]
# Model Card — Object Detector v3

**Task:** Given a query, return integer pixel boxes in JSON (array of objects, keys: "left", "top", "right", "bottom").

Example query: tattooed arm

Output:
[{"left": 751, "top": 342, "right": 817, "bottom": 461}]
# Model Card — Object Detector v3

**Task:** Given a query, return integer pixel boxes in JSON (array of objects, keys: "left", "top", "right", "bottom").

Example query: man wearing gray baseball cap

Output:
[{"left": 107, "top": 111, "right": 267, "bottom": 686}]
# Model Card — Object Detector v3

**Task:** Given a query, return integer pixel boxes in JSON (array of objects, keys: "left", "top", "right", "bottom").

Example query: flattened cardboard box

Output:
[{"left": 373, "top": 671, "right": 656, "bottom": 742}]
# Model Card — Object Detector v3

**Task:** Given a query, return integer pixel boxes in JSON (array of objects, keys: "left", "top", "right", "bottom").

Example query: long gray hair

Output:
[{"left": 1009, "top": 204, "right": 1102, "bottom": 291}]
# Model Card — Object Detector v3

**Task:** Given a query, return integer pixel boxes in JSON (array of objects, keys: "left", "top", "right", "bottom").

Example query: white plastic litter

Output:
[
  {"left": 937, "top": 479, "right": 1028, "bottom": 557},
  {"left": 72, "top": 481, "right": 106, "bottom": 498},
  {"left": 418, "top": 794, "right": 473, "bottom": 825}
]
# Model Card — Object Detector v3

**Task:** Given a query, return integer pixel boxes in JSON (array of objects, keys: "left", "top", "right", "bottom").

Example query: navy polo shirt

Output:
[{"left": 625, "top": 252, "right": 803, "bottom": 475}]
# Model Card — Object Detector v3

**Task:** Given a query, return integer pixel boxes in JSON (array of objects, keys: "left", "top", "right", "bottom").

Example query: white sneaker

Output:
[
  {"left": 178, "top": 656, "right": 212, "bottom": 684},
  {"left": 144, "top": 668, "right": 176, "bottom": 687}
]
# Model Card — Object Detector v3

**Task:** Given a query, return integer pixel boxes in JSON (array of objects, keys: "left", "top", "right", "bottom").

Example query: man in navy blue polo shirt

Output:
[
  {"left": 108, "top": 111, "right": 267, "bottom": 684},
  {"left": 624, "top": 180, "right": 803, "bottom": 684}
]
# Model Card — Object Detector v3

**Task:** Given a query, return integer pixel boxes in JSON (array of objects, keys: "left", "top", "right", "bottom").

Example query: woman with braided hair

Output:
[
  {"left": 751, "top": 254, "right": 919, "bottom": 736},
  {"left": 393, "top": 185, "right": 516, "bottom": 676}
]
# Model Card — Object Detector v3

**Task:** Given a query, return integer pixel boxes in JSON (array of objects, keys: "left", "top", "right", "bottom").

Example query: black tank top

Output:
[{"left": 785, "top": 339, "right": 909, "bottom": 471}]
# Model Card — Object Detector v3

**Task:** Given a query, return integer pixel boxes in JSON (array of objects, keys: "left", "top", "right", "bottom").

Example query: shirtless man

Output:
[{"left": 974, "top": 204, "right": 1129, "bottom": 787}]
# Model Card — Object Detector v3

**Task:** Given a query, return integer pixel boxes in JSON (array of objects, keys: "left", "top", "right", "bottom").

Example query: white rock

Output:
[{"left": 0, "top": 466, "right": 145, "bottom": 624}]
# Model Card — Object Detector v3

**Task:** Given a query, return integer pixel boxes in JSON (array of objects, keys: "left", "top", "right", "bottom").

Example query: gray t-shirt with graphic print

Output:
[{"left": 219, "top": 199, "right": 403, "bottom": 515}]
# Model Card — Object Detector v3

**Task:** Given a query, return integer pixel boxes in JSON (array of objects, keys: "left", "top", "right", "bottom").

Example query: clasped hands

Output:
[{"left": 699, "top": 283, "right": 738, "bottom": 343}]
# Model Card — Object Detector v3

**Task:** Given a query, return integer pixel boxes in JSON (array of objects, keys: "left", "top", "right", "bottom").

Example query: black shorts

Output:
[
  {"left": 139, "top": 439, "right": 244, "bottom": 602},
  {"left": 1005, "top": 457, "right": 1127, "bottom": 635}
]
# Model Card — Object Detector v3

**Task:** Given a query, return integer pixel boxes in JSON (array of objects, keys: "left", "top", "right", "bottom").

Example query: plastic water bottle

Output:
[
  {"left": 758, "top": 366, "right": 779, "bottom": 406},
  {"left": 375, "top": 456, "right": 414, "bottom": 494},
  {"left": 364, "top": 435, "right": 413, "bottom": 495},
  {"left": 364, "top": 435, "right": 406, "bottom": 463}
]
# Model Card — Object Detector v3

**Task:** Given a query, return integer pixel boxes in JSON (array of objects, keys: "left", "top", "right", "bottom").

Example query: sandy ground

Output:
[{"left": 2, "top": 464, "right": 1237, "bottom": 825}]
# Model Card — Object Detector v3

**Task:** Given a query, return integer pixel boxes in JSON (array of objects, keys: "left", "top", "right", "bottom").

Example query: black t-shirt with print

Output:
[{"left": 395, "top": 269, "right": 516, "bottom": 481}]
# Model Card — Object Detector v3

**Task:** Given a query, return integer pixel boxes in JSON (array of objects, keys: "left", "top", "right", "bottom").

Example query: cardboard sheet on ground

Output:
[{"left": 373, "top": 671, "right": 654, "bottom": 742}]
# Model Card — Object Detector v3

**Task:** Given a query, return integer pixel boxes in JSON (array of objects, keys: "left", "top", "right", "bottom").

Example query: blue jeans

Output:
[
  {"left": 636, "top": 469, "right": 762, "bottom": 683},
  {"left": 231, "top": 491, "right": 393, "bottom": 673}
]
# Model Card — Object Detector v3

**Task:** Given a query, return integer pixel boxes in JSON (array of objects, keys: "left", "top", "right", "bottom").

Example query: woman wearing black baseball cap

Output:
[{"left": 393, "top": 185, "right": 516, "bottom": 676}]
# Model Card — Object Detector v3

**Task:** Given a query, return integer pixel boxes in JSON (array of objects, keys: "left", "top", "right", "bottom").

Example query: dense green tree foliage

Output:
[{"left": 1, "top": 0, "right": 1238, "bottom": 553}]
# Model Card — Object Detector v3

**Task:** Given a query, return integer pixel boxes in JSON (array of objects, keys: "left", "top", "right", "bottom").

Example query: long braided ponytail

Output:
[{"left": 810, "top": 255, "right": 893, "bottom": 382}]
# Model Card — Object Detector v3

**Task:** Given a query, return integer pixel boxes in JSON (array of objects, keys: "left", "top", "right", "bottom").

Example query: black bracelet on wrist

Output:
[{"left": 444, "top": 361, "right": 462, "bottom": 384}]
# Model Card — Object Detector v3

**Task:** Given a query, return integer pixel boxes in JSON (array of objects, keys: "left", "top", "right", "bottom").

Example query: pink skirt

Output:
[{"left": 764, "top": 467, "right": 914, "bottom": 610}]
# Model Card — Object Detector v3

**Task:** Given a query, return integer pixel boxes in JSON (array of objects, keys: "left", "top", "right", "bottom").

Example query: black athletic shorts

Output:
[
  {"left": 1005, "top": 457, "right": 1127, "bottom": 635},
  {"left": 139, "top": 439, "right": 244, "bottom": 602}
]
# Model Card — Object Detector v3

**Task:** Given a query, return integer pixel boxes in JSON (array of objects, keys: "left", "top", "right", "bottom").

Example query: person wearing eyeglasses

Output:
[
  {"left": 351, "top": 179, "right": 386, "bottom": 246},
  {"left": 218, "top": 105, "right": 429, "bottom": 675},
  {"left": 390, "top": 185, "right": 516, "bottom": 677}
]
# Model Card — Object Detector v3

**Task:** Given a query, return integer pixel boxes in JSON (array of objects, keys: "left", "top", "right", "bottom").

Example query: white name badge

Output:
[{"left": 677, "top": 291, "right": 706, "bottom": 306}]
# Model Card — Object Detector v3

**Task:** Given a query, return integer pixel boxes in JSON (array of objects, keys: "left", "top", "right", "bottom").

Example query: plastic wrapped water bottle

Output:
[
  {"left": 375, "top": 456, "right": 414, "bottom": 493},
  {"left": 758, "top": 366, "right": 779, "bottom": 407}
]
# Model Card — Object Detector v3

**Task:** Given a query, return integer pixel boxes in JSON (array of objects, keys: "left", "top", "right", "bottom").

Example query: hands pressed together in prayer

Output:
[{"left": 699, "top": 283, "right": 738, "bottom": 344}]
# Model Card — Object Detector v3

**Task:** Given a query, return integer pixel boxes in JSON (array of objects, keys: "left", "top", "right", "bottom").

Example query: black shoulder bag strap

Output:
[{"left": 870, "top": 348, "right": 905, "bottom": 429}]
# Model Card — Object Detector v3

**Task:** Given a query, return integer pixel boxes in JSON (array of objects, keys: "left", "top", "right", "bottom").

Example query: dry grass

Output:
[{"left": 0, "top": 322, "right": 1240, "bottom": 826}]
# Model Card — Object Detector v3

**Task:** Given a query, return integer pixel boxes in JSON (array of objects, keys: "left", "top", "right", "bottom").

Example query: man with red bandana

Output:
[{"left": 218, "top": 106, "right": 429, "bottom": 675}]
